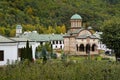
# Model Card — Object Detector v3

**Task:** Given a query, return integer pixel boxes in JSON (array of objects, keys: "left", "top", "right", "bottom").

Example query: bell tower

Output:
[{"left": 16, "top": 25, "right": 22, "bottom": 37}]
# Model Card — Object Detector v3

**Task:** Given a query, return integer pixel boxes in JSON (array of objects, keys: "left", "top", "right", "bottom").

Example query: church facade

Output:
[{"left": 63, "top": 14, "right": 99, "bottom": 55}]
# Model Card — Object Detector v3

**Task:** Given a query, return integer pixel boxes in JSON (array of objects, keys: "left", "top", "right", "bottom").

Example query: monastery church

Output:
[
  {"left": 0, "top": 13, "right": 102, "bottom": 65},
  {"left": 64, "top": 14, "right": 99, "bottom": 55}
]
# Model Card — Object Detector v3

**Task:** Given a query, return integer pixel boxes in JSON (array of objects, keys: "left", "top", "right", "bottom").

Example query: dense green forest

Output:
[{"left": 0, "top": 0, "right": 120, "bottom": 36}]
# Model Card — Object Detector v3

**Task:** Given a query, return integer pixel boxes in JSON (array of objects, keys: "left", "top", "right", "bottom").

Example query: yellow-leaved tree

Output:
[
  {"left": 10, "top": 29, "right": 16, "bottom": 37},
  {"left": 55, "top": 25, "right": 66, "bottom": 34},
  {"left": 0, "top": 27, "right": 5, "bottom": 35},
  {"left": 46, "top": 26, "right": 55, "bottom": 34},
  {"left": 55, "top": 26, "right": 61, "bottom": 34},
  {"left": 61, "top": 25, "right": 66, "bottom": 34}
]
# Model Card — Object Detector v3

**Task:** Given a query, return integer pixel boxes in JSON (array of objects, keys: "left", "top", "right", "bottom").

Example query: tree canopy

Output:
[
  {"left": 0, "top": 0, "right": 120, "bottom": 36},
  {"left": 101, "top": 17, "right": 120, "bottom": 60}
]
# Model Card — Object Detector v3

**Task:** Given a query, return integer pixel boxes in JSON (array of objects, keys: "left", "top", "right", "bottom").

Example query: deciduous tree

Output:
[{"left": 101, "top": 17, "right": 120, "bottom": 61}]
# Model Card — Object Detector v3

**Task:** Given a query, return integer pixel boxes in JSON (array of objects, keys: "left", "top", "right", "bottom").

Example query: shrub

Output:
[
  {"left": 102, "top": 57, "right": 110, "bottom": 60},
  {"left": 0, "top": 60, "right": 120, "bottom": 80}
]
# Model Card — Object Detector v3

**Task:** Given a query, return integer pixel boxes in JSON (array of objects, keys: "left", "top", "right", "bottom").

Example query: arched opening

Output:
[
  {"left": 79, "top": 44, "right": 84, "bottom": 51},
  {"left": 86, "top": 44, "right": 90, "bottom": 54},
  {"left": 92, "top": 44, "right": 96, "bottom": 51}
]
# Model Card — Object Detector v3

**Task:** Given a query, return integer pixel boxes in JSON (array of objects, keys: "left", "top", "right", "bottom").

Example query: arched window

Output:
[
  {"left": 86, "top": 44, "right": 90, "bottom": 54},
  {"left": 79, "top": 44, "right": 84, "bottom": 51},
  {"left": 92, "top": 44, "right": 96, "bottom": 51}
]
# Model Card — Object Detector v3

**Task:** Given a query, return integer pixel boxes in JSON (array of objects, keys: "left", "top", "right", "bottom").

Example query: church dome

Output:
[
  {"left": 71, "top": 14, "right": 82, "bottom": 20},
  {"left": 16, "top": 25, "right": 22, "bottom": 29}
]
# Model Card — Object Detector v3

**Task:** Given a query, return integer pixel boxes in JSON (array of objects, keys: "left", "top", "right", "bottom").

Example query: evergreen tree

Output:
[
  {"left": 29, "top": 46, "right": 33, "bottom": 61},
  {"left": 21, "top": 40, "right": 33, "bottom": 62},
  {"left": 21, "top": 48, "right": 24, "bottom": 61},
  {"left": 41, "top": 47, "right": 47, "bottom": 64}
]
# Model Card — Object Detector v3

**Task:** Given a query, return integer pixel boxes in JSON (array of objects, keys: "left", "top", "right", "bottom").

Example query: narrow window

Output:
[
  {"left": 60, "top": 41, "right": 62, "bottom": 44},
  {"left": 53, "top": 41, "right": 55, "bottom": 44},
  {"left": 56, "top": 41, "right": 58, "bottom": 44},
  {"left": 0, "top": 51, "right": 4, "bottom": 61}
]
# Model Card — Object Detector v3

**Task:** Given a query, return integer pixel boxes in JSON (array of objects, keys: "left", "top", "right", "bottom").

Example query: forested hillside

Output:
[{"left": 0, "top": 0, "right": 120, "bottom": 36}]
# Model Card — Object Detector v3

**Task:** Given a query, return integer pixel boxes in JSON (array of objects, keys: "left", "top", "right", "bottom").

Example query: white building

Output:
[
  {"left": 2, "top": 24, "right": 64, "bottom": 65},
  {"left": 0, "top": 35, "right": 18, "bottom": 65}
]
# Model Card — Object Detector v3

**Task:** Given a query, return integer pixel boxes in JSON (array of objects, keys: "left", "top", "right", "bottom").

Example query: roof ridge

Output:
[{"left": 0, "top": 35, "right": 16, "bottom": 43}]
